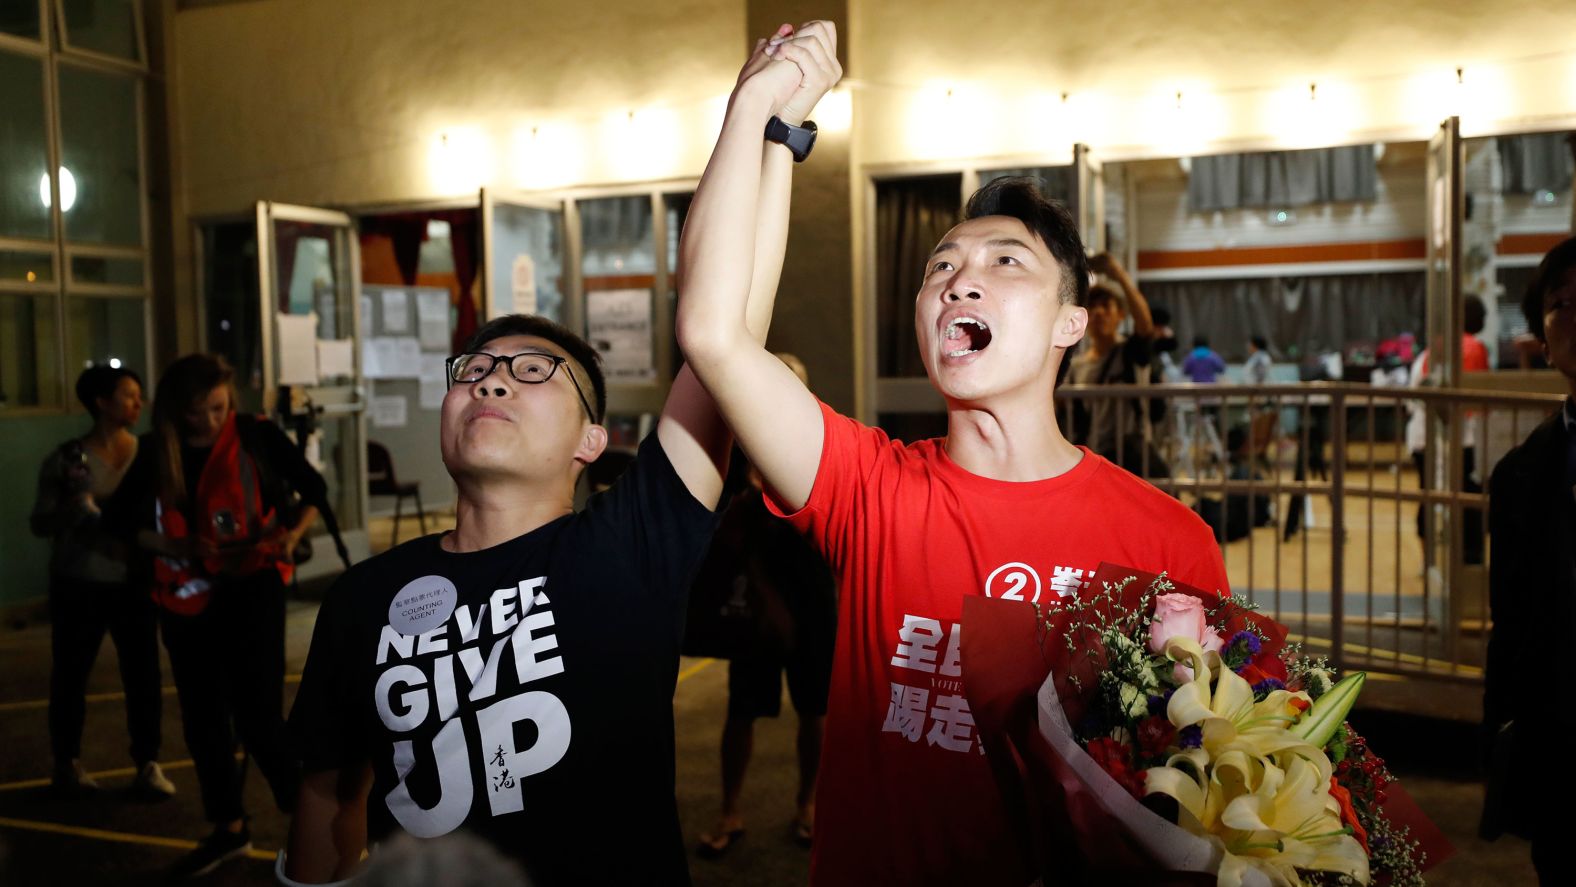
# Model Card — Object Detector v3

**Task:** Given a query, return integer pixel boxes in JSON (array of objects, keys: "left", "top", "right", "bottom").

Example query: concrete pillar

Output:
[{"left": 745, "top": 0, "right": 855, "bottom": 415}]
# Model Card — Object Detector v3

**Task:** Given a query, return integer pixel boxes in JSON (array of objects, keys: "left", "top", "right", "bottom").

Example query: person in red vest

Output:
[{"left": 108, "top": 353, "right": 328, "bottom": 878}]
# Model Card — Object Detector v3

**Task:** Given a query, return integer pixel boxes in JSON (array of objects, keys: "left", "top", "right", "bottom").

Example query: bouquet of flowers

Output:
[{"left": 960, "top": 563, "right": 1446, "bottom": 887}]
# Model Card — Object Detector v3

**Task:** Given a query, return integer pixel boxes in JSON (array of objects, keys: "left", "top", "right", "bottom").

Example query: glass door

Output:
[
  {"left": 1422, "top": 117, "right": 1464, "bottom": 654},
  {"left": 480, "top": 189, "right": 570, "bottom": 327},
  {"left": 1072, "top": 143, "right": 1106, "bottom": 255},
  {"left": 255, "top": 201, "right": 370, "bottom": 577},
  {"left": 1425, "top": 118, "right": 1463, "bottom": 388}
]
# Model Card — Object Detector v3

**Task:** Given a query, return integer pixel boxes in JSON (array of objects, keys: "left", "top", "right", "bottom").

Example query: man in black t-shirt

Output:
[{"left": 282, "top": 35, "right": 840, "bottom": 885}]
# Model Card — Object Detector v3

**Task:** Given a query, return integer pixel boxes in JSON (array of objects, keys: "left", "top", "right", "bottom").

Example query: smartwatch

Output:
[{"left": 765, "top": 116, "right": 818, "bottom": 163}]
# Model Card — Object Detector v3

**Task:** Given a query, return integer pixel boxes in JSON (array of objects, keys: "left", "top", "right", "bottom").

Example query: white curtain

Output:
[
  {"left": 1187, "top": 146, "right": 1377, "bottom": 212},
  {"left": 1144, "top": 271, "right": 1425, "bottom": 366}
]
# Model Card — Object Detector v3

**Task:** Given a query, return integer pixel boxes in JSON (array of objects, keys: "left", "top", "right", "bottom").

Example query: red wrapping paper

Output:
[{"left": 960, "top": 562, "right": 1451, "bottom": 885}]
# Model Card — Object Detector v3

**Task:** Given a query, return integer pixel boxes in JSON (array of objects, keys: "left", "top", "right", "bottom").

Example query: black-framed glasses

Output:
[{"left": 445, "top": 352, "right": 597, "bottom": 422}]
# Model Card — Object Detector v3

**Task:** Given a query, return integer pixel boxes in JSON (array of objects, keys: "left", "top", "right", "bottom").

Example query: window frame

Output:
[
  {"left": 858, "top": 150, "right": 1104, "bottom": 422},
  {"left": 52, "top": 0, "right": 147, "bottom": 72},
  {"left": 0, "top": 0, "right": 48, "bottom": 50},
  {"left": 466, "top": 179, "right": 696, "bottom": 418},
  {"left": 0, "top": 0, "right": 150, "bottom": 417}
]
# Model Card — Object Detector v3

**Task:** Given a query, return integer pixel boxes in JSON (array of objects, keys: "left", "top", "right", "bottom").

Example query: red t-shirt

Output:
[
  {"left": 1462, "top": 334, "right": 1489, "bottom": 372},
  {"left": 769, "top": 403, "right": 1230, "bottom": 887}
]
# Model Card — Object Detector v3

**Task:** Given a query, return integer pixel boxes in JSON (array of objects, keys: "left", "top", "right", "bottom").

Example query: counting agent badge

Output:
[{"left": 388, "top": 575, "right": 459, "bottom": 636}]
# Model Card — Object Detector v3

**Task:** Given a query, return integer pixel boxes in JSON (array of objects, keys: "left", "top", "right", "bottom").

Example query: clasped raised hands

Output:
[{"left": 736, "top": 20, "right": 843, "bottom": 126}]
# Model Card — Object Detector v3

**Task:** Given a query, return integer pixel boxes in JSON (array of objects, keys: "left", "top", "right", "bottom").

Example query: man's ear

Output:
[
  {"left": 573, "top": 423, "right": 609, "bottom": 467},
  {"left": 1052, "top": 303, "right": 1088, "bottom": 350}
]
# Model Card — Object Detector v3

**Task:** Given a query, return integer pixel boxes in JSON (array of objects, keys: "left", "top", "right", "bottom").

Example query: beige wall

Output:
[
  {"left": 176, "top": 0, "right": 746, "bottom": 214},
  {"left": 851, "top": 0, "right": 1576, "bottom": 165},
  {"left": 169, "top": 0, "right": 1576, "bottom": 417},
  {"left": 174, "top": 0, "right": 1576, "bottom": 212}
]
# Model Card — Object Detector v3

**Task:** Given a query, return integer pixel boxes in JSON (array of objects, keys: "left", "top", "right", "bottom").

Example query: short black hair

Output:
[
  {"left": 1523, "top": 236, "right": 1576, "bottom": 343},
  {"left": 1193, "top": 335, "right": 1210, "bottom": 349},
  {"left": 1463, "top": 295, "right": 1486, "bottom": 336},
  {"left": 1151, "top": 306, "right": 1172, "bottom": 326},
  {"left": 963, "top": 177, "right": 1090, "bottom": 306},
  {"left": 1087, "top": 281, "right": 1126, "bottom": 311},
  {"left": 1250, "top": 335, "right": 1268, "bottom": 351},
  {"left": 461, "top": 314, "right": 607, "bottom": 422},
  {"left": 75, "top": 364, "right": 141, "bottom": 418}
]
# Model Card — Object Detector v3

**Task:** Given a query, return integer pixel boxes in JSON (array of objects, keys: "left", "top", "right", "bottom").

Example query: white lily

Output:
[{"left": 1143, "top": 637, "right": 1369, "bottom": 887}]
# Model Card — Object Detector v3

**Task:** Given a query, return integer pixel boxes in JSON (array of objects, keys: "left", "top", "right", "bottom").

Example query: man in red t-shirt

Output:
[{"left": 676, "top": 21, "right": 1227, "bottom": 885}]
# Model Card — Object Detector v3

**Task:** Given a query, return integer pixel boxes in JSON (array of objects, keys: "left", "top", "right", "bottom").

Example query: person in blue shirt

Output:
[{"left": 1182, "top": 336, "right": 1227, "bottom": 384}]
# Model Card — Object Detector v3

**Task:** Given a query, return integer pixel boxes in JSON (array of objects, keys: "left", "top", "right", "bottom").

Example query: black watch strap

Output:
[{"left": 764, "top": 115, "right": 818, "bottom": 162}]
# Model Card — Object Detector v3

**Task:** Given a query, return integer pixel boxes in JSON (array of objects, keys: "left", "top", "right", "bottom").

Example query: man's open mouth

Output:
[{"left": 943, "top": 316, "right": 993, "bottom": 358}]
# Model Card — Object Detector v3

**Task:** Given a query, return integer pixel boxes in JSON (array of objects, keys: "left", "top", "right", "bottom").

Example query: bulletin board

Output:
[{"left": 361, "top": 284, "right": 456, "bottom": 516}]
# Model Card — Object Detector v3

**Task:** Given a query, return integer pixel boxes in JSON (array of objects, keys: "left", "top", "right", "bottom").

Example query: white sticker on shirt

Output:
[{"left": 388, "top": 575, "right": 459, "bottom": 636}]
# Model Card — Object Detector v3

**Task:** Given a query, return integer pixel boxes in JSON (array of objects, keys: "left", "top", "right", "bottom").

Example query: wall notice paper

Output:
[
  {"left": 416, "top": 290, "right": 450, "bottom": 350},
  {"left": 511, "top": 254, "right": 537, "bottom": 317},
  {"left": 317, "top": 338, "right": 355, "bottom": 379},
  {"left": 360, "top": 295, "right": 374, "bottom": 338},
  {"left": 276, "top": 312, "right": 320, "bottom": 386},
  {"left": 370, "top": 394, "right": 409, "bottom": 428},
  {"left": 419, "top": 360, "right": 449, "bottom": 409},
  {"left": 393, "top": 337, "right": 423, "bottom": 376},
  {"left": 381, "top": 289, "right": 411, "bottom": 334},
  {"left": 586, "top": 288, "right": 655, "bottom": 382},
  {"left": 363, "top": 337, "right": 423, "bottom": 380},
  {"left": 361, "top": 337, "right": 385, "bottom": 379}
]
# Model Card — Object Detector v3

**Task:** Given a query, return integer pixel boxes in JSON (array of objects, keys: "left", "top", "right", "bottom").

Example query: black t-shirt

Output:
[
  {"left": 732, "top": 492, "right": 837, "bottom": 650},
  {"left": 289, "top": 433, "right": 718, "bottom": 886}
]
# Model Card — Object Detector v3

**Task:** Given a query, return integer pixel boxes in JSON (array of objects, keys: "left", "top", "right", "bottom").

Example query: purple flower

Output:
[
  {"left": 1178, "top": 725, "right": 1203, "bottom": 749},
  {"left": 1229, "top": 631, "right": 1262, "bottom": 656},
  {"left": 1251, "top": 678, "right": 1286, "bottom": 696},
  {"left": 1147, "top": 694, "right": 1167, "bottom": 716}
]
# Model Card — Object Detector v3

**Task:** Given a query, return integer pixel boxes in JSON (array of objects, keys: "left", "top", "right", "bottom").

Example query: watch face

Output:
[
  {"left": 792, "top": 130, "right": 813, "bottom": 156},
  {"left": 766, "top": 116, "right": 816, "bottom": 161}
]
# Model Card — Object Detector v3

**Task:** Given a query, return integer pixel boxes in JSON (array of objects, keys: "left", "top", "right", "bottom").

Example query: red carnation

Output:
[
  {"left": 1237, "top": 661, "right": 1273, "bottom": 686},
  {"left": 1087, "top": 737, "right": 1147, "bottom": 799},
  {"left": 1137, "top": 716, "right": 1177, "bottom": 758},
  {"left": 1250, "top": 649, "right": 1289, "bottom": 684}
]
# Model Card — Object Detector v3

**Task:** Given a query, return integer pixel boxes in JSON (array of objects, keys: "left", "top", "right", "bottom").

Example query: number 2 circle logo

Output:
[{"left": 984, "top": 562, "right": 1041, "bottom": 603}]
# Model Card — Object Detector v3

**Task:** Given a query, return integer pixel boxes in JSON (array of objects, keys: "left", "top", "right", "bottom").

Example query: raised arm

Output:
[
  {"left": 673, "top": 21, "right": 841, "bottom": 512},
  {"left": 1091, "top": 252, "right": 1153, "bottom": 339}
]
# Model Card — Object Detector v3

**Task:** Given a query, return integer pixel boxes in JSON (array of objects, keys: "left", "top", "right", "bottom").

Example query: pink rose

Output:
[{"left": 1149, "top": 592, "right": 1225, "bottom": 657}]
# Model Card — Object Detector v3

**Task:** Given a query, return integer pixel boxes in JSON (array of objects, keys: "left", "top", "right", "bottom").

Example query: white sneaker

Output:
[{"left": 133, "top": 761, "right": 177, "bottom": 797}]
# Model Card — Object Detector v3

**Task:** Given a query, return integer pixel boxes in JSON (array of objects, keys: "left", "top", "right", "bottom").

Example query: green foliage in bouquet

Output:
[{"left": 1035, "top": 570, "right": 1429, "bottom": 887}]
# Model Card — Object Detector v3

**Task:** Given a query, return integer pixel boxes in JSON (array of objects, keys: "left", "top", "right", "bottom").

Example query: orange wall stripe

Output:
[
  {"left": 583, "top": 273, "right": 656, "bottom": 291},
  {"left": 1137, "top": 239, "right": 1427, "bottom": 270},
  {"left": 1497, "top": 232, "right": 1570, "bottom": 256}
]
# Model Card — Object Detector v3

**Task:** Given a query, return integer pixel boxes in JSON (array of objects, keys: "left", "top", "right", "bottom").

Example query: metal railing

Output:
[{"left": 1056, "top": 381, "right": 1564, "bottom": 682}]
